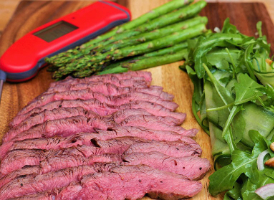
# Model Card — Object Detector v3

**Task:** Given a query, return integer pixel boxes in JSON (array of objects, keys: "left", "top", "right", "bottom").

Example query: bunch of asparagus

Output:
[{"left": 46, "top": 0, "right": 208, "bottom": 80}]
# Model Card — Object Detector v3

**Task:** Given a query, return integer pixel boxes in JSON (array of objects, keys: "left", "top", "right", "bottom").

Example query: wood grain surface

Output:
[{"left": 0, "top": 1, "right": 274, "bottom": 199}]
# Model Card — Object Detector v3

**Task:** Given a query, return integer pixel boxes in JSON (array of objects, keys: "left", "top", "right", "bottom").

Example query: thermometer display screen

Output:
[{"left": 33, "top": 21, "right": 78, "bottom": 42}]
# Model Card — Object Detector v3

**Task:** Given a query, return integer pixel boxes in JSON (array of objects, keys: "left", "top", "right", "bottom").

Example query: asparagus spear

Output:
[
  {"left": 76, "top": 34, "right": 217, "bottom": 77},
  {"left": 46, "top": 0, "right": 193, "bottom": 65},
  {"left": 87, "top": 49, "right": 189, "bottom": 76},
  {"left": 91, "top": 23, "right": 206, "bottom": 62},
  {"left": 94, "top": 16, "right": 208, "bottom": 55},
  {"left": 53, "top": 23, "right": 207, "bottom": 79},
  {"left": 102, "top": 41, "right": 189, "bottom": 70},
  {"left": 102, "top": 29, "right": 212, "bottom": 69}
]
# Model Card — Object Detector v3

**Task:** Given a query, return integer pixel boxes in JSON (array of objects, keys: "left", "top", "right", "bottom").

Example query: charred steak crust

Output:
[{"left": 0, "top": 71, "right": 210, "bottom": 200}]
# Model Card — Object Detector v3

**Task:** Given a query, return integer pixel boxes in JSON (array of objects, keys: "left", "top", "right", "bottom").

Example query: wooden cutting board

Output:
[{"left": 0, "top": 1, "right": 274, "bottom": 199}]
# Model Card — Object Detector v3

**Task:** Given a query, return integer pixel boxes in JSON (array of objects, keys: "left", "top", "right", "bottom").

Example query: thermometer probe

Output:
[{"left": 0, "top": 1, "right": 131, "bottom": 103}]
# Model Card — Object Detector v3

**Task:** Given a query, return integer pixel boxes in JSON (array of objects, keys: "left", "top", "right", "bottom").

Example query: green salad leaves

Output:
[{"left": 180, "top": 18, "right": 274, "bottom": 199}]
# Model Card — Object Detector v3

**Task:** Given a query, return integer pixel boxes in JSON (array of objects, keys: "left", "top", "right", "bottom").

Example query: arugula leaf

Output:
[
  {"left": 209, "top": 131, "right": 268, "bottom": 196},
  {"left": 234, "top": 73, "right": 264, "bottom": 105},
  {"left": 244, "top": 44, "right": 258, "bottom": 81},
  {"left": 203, "top": 63, "right": 234, "bottom": 106},
  {"left": 222, "top": 106, "right": 243, "bottom": 152},
  {"left": 256, "top": 21, "right": 263, "bottom": 37},
  {"left": 221, "top": 18, "right": 240, "bottom": 34},
  {"left": 224, "top": 182, "right": 242, "bottom": 200},
  {"left": 206, "top": 48, "right": 242, "bottom": 71},
  {"left": 193, "top": 33, "right": 246, "bottom": 78}
]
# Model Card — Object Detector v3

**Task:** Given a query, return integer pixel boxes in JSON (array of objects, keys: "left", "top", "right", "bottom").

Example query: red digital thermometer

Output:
[{"left": 0, "top": 1, "right": 131, "bottom": 83}]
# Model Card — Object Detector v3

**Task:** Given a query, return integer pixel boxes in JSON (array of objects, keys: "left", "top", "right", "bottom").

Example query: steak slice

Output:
[
  {"left": 113, "top": 108, "right": 184, "bottom": 125},
  {"left": 76, "top": 137, "right": 144, "bottom": 158},
  {"left": 3, "top": 116, "right": 114, "bottom": 143},
  {"left": 56, "top": 183, "right": 83, "bottom": 200},
  {"left": 76, "top": 137, "right": 201, "bottom": 158},
  {"left": 119, "top": 101, "right": 185, "bottom": 122},
  {"left": 125, "top": 140, "right": 202, "bottom": 158},
  {"left": 0, "top": 164, "right": 116, "bottom": 200},
  {"left": 48, "top": 77, "right": 149, "bottom": 93},
  {"left": 61, "top": 165, "right": 202, "bottom": 200},
  {"left": 9, "top": 99, "right": 117, "bottom": 127},
  {"left": 0, "top": 166, "right": 40, "bottom": 190},
  {"left": 0, "top": 127, "right": 198, "bottom": 159},
  {"left": 5, "top": 107, "right": 98, "bottom": 139},
  {"left": 0, "top": 149, "right": 45, "bottom": 174},
  {"left": 2, "top": 137, "right": 181, "bottom": 173},
  {"left": 40, "top": 153, "right": 121, "bottom": 174},
  {"left": 8, "top": 192, "right": 55, "bottom": 200},
  {"left": 0, "top": 148, "right": 99, "bottom": 174},
  {"left": 96, "top": 126, "right": 197, "bottom": 144},
  {"left": 44, "top": 82, "right": 173, "bottom": 101},
  {"left": 49, "top": 71, "right": 152, "bottom": 88},
  {"left": 1, "top": 137, "right": 139, "bottom": 174},
  {"left": 49, "top": 75, "right": 148, "bottom": 89},
  {"left": 11, "top": 107, "right": 182, "bottom": 137},
  {"left": 5, "top": 113, "right": 191, "bottom": 143},
  {"left": 123, "top": 152, "right": 211, "bottom": 180},
  {"left": 17, "top": 89, "right": 178, "bottom": 116},
  {"left": 11, "top": 99, "right": 183, "bottom": 128},
  {"left": 0, "top": 135, "right": 90, "bottom": 160},
  {"left": 120, "top": 115, "right": 197, "bottom": 136}
]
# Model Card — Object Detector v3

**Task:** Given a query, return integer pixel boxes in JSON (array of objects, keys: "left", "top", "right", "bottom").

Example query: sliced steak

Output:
[
  {"left": 120, "top": 115, "right": 197, "bottom": 136},
  {"left": 119, "top": 101, "right": 185, "bottom": 122},
  {"left": 111, "top": 92, "right": 178, "bottom": 110},
  {"left": 0, "top": 164, "right": 116, "bottom": 200},
  {"left": 48, "top": 77, "right": 149, "bottom": 93},
  {"left": 63, "top": 165, "right": 202, "bottom": 200},
  {"left": 125, "top": 140, "right": 202, "bottom": 158},
  {"left": 113, "top": 108, "right": 184, "bottom": 125},
  {"left": 0, "top": 149, "right": 45, "bottom": 174},
  {"left": 11, "top": 107, "right": 181, "bottom": 138},
  {"left": 5, "top": 107, "right": 98, "bottom": 139},
  {"left": 9, "top": 192, "right": 55, "bottom": 200},
  {"left": 9, "top": 99, "right": 117, "bottom": 127},
  {"left": 123, "top": 152, "right": 211, "bottom": 180},
  {"left": 8, "top": 137, "right": 175, "bottom": 171},
  {"left": 0, "top": 133, "right": 103, "bottom": 159},
  {"left": 40, "top": 153, "right": 121, "bottom": 174},
  {"left": 49, "top": 75, "right": 148, "bottom": 89},
  {"left": 77, "top": 137, "right": 201, "bottom": 158},
  {"left": 17, "top": 89, "right": 178, "bottom": 116},
  {"left": 0, "top": 148, "right": 84, "bottom": 174},
  {"left": 96, "top": 126, "right": 197, "bottom": 144},
  {"left": 76, "top": 137, "right": 145, "bottom": 158},
  {"left": 11, "top": 99, "right": 184, "bottom": 128},
  {"left": 0, "top": 166, "right": 40, "bottom": 190},
  {"left": 113, "top": 109, "right": 183, "bottom": 125},
  {"left": 4, "top": 115, "right": 114, "bottom": 143},
  {"left": 6, "top": 113, "right": 190, "bottom": 143},
  {"left": 57, "top": 184, "right": 83, "bottom": 200},
  {"left": 0, "top": 127, "right": 198, "bottom": 159},
  {"left": 1, "top": 137, "right": 139, "bottom": 174},
  {"left": 49, "top": 71, "right": 152, "bottom": 88},
  {"left": 45, "top": 82, "right": 173, "bottom": 101}
]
